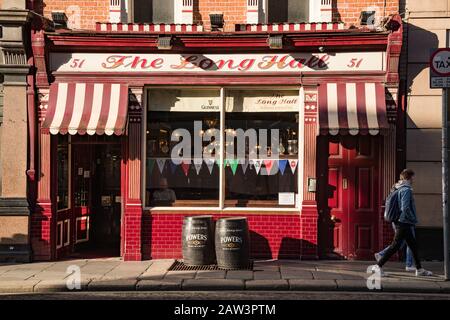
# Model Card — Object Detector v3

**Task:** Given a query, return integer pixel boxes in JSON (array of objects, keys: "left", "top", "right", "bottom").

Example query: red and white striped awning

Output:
[
  {"left": 42, "top": 82, "right": 129, "bottom": 135},
  {"left": 318, "top": 82, "right": 389, "bottom": 136}
]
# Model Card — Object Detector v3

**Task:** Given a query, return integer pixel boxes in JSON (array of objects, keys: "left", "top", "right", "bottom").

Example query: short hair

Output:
[{"left": 400, "top": 169, "right": 415, "bottom": 181}]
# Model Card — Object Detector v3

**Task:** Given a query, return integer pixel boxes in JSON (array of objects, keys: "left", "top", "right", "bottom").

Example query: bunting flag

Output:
[
  {"left": 169, "top": 160, "right": 178, "bottom": 174},
  {"left": 240, "top": 159, "right": 249, "bottom": 174},
  {"left": 181, "top": 160, "right": 191, "bottom": 176},
  {"left": 156, "top": 158, "right": 166, "bottom": 173},
  {"left": 147, "top": 158, "right": 155, "bottom": 174},
  {"left": 254, "top": 159, "right": 262, "bottom": 174},
  {"left": 205, "top": 158, "right": 215, "bottom": 174},
  {"left": 263, "top": 159, "right": 274, "bottom": 175},
  {"left": 193, "top": 159, "right": 203, "bottom": 175},
  {"left": 278, "top": 159, "right": 288, "bottom": 175},
  {"left": 229, "top": 159, "right": 239, "bottom": 175},
  {"left": 289, "top": 159, "right": 298, "bottom": 174}
]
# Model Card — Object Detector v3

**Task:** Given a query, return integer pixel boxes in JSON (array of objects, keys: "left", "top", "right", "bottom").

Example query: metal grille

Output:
[{"left": 169, "top": 260, "right": 254, "bottom": 271}]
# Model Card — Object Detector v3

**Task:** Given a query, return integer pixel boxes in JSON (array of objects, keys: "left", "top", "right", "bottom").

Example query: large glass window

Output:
[
  {"left": 146, "top": 89, "right": 220, "bottom": 207},
  {"left": 57, "top": 135, "right": 69, "bottom": 210},
  {"left": 224, "top": 90, "right": 299, "bottom": 208},
  {"left": 145, "top": 88, "right": 301, "bottom": 209}
]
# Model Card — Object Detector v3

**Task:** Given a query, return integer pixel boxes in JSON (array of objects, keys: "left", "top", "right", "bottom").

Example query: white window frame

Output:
[
  {"left": 57, "top": 135, "right": 71, "bottom": 213},
  {"left": 143, "top": 86, "right": 305, "bottom": 212},
  {"left": 63, "top": 219, "right": 71, "bottom": 247},
  {"left": 259, "top": 0, "right": 325, "bottom": 24},
  {"left": 56, "top": 221, "right": 63, "bottom": 249},
  {"left": 124, "top": 0, "right": 191, "bottom": 24}
]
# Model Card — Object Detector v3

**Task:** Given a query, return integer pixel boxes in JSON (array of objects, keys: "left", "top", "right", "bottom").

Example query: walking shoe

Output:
[
  {"left": 405, "top": 266, "right": 417, "bottom": 272},
  {"left": 374, "top": 252, "right": 382, "bottom": 262},
  {"left": 367, "top": 264, "right": 385, "bottom": 277},
  {"left": 416, "top": 268, "right": 433, "bottom": 276}
]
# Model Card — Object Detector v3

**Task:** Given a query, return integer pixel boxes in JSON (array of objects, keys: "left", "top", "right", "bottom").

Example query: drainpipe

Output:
[{"left": 26, "top": 57, "right": 35, "bottom": 183}]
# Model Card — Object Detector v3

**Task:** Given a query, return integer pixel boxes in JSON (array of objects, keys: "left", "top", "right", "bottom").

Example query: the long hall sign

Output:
[{"left": 50, "top": 52, "right": 385, "bottom": 73}]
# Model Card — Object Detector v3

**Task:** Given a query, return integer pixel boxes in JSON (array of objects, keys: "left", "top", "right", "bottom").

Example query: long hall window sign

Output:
[{"left": 50, "top": 52, "right": 385, "bottom": 73}]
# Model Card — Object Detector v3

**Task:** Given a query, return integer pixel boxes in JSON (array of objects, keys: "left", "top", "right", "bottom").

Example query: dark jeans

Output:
[{"left": 377, "top": 223, "right": 422, "bottom": 270}]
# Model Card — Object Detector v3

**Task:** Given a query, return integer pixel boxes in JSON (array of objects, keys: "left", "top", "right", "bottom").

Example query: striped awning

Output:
[
  {"left": 318, "top": 82, "right": 389, "bottom": 136},
  {"left": 43, "top": 82, "right": 129, "bottom": 135}
]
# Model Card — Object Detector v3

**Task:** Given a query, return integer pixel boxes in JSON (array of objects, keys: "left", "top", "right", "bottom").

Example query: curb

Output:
[{"left": 1, "top": 280, "right": 449, "bottom": 294}]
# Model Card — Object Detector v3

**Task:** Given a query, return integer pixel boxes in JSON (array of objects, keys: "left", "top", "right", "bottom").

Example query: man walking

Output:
[
  {"left": 369, "top": 169, "right": 433, "bottom": 277},
  {"left": 375, "top": 225, "right": 416, "bottom": 272}
]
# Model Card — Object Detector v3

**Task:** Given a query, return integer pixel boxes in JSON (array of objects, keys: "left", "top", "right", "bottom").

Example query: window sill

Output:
[{"left": 146, "top": 206, "right": 301, "bottom": 214}]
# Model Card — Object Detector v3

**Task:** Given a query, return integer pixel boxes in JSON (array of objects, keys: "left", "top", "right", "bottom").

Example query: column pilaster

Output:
[
  {"left": 122, "top": 87, "right": 144, "bottom": 261},
  {"left": 31, "top": 88, "right": 55, "bottom": 261},
  {"left": 300, "top": 87, "right": 319, "bottom": 259}
]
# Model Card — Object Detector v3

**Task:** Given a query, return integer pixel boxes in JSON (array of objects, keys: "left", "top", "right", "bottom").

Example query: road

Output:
[{"left": 1, "top": 291, "right": 449, "bottom": 300}]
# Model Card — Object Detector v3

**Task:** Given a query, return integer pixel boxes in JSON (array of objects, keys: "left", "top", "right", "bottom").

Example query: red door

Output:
[{"left": 320, "top": 135, "right": 380, "bottom": 260}]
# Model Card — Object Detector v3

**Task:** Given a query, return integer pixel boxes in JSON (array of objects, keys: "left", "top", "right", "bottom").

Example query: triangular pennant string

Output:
[
  {"left": 229, "top": 159, "right": 239, "bottom": 175},
  {"left": 156, "top": 158, "right": 166, "bottom": 173},
  {"left": 278, "top": 160, "right": 288, "bottom": 175},
  {"left": 289, "top": 159, "right": 298, "bottom": 174},
  {"left": 263, "top": 159, "right": 274, "bottom": 175},
  {"left": 181, "top": 160, "right": 191, "bottom": 176},
  {"left": 147, "top": 158, "right": 155, "bottom": 174}
]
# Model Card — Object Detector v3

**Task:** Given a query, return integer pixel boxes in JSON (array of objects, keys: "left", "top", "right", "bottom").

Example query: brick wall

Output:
[
  {"left": 41, "top": 0, "right": 109, "bottom": 30},
  {"left": 193, "top": 0, "right": 247, "bottom": 31},
  {"left": 30, "top": 1, "right": 400, "bottom": 31},
  {"left": 334, "top": 0, "right": 399, "bottom": 26},
  {"left": 143, "top": 213, "right": 312, "bottom": 260}
]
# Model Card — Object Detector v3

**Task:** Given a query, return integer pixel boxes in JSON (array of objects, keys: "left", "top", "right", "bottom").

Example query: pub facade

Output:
[{"left": 0, "top": 0, "right": 403, "bottom": 262}]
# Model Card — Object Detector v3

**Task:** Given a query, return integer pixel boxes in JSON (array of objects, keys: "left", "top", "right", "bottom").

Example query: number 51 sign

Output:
[{"left": 430, "top": 48, "right": 450, "bottom": 88}]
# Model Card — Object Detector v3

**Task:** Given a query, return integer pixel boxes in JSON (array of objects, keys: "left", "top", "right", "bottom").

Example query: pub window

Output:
[
  {"left": 129, "top": 0, "right": 174, "bottom": 23},
  {"left": 267, "top": 0, "right": 309, "bottom": 23},
  {"left": 146, "top": 88, "right": 301, "bottom": 209},
  {"left": 57, "top": 135, "right": 70, "bottom": 210},
  {"left": 146, "top": 89, "right": 220, "bottom": 207},
  {"left": 224, "top": 90, "right": 299, "bottom": 208}
]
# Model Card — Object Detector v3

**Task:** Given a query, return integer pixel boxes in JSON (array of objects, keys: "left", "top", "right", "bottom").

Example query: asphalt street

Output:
[{"left": 1, "top": 291, "right": 450, "bottom": 300}]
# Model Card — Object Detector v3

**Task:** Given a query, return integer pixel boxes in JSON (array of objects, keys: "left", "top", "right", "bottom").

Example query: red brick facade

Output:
[
  {"left": 144, "top": 213, "right": 305, "bottom": 260},
  {"left": 335, "top": 0, "right": 399, "bottom": 26},
  {"left": 25, "top": 1, "right": 402, "bottom": 263},
  {"left": 40, "top": 0, "right": 109, "bottom": 30},
  {"left": 36, "top": 0, "right": 400, "bottom": 31},
  {"left": 193, "top": 0, "right": 247, "bottom": 32}
]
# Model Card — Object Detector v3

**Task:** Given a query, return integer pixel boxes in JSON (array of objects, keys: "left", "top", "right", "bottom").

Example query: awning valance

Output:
[
  {"left": 318, "top": 82, "right": 389, "bottom": 136},
  {"left": 42, "top": 82, "right": 129, "bottom": 135}
]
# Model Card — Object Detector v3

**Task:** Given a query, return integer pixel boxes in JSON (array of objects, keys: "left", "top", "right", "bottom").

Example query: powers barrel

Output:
[
  {"left": 182, "top": 215, "right": 215, "bottom": 266},
  {"left": 215, "top": 217, "right": 250, "bottom": 269}
]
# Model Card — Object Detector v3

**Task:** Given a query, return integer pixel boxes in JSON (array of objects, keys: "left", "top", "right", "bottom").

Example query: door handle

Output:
[
  {"left": 330, "top": 215, "right": 341, "bottom": 223},
  {"left": 342, "top": 178, "right": 348, "bottom": 190}
]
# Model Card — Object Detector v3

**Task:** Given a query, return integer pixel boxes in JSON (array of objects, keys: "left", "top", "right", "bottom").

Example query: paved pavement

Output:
[
  {"left": 0, "top": 258, "right": 449, "bottom": 294},
  {"left": 3, "top": 291, "right": 450, "bottom": 300}
]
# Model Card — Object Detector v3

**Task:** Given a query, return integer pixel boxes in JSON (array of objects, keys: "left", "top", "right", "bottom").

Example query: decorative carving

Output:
[
  {"left": 37, "top": 88, "right": 49, "bottom": 124},
  {"left": 385, "top": 87, "right": 397, "bottom": 123},
  {"left": 304, "top": 91, "right": 318, "bottom": 124},
  {"left": 1, "top": 48, "right": 27, "bottom": 65}
]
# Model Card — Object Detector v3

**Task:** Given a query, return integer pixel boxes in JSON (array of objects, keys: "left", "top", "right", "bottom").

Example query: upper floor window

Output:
[
  {"left": 129, "top": 0, "right": 174, "bottom": 23},
  {"left": 267, "top": 0, "right": 309, "bottom": 23}
]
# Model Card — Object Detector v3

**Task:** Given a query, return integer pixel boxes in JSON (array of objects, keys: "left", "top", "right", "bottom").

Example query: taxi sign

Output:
[{"left": 430, "top": 48, "right": 450, "bottom": 88}]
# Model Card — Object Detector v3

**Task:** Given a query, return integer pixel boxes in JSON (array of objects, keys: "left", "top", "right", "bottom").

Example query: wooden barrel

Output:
[
  {"left": 182, "top": 215, "right": 215, "bottom": 266},
  {"left": 215, "top": 217, "right": 250, "bottom": 269}
]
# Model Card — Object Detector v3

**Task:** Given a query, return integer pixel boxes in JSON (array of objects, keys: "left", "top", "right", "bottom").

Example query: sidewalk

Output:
[{"left": 0, "top": 259, "right": 449, "bottom": 294}]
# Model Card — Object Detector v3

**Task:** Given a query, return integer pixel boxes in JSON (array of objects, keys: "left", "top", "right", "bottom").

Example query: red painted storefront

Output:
[{"left": 28, "top": 17, "right": 403, "bottom": 261}]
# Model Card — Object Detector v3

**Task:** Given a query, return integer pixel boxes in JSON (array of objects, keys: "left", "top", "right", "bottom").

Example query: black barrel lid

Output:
[{"left": 184, "top": 215, "right": 213, "bottom": 220}]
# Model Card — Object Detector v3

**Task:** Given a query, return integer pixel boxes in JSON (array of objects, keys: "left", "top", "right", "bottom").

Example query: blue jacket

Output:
[{"left": 395, "top": 183, "right": 418, "bottom": 225}]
